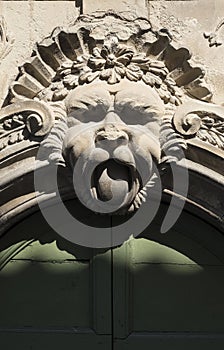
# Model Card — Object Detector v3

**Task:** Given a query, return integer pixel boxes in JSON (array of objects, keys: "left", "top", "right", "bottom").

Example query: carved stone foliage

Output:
[
  {"left": 0, "top": 16, "right": 14, "bottom": 62},
  {"left": 0, "top": 101, "right": 54, "bottom": 151},
  {"left": 6, "top": 13, "right": 212, "bottom": 106},
  {"left": 0, "top": 12, "right": 223, "bottom": 214},
  {"left": 173, "top": 101, "right": 224, "bottom": 151}
]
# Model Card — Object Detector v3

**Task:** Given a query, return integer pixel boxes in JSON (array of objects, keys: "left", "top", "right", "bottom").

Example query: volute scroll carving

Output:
[
  {"left": 0, "top": 100, "right": 55, "bottom": 151},
  {"left": 173, "top": 101, "right": 224, "bottom": 150}
]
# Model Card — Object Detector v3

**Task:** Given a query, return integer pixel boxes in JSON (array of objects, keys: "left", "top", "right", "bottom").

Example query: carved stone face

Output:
[{"left": 62, "top": 80, "right": 165, "bottom": 213}]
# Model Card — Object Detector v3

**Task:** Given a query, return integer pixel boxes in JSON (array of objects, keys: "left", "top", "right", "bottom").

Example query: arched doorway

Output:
[{"left": 1, "top": 202, "right": 224, "bottom": 350}]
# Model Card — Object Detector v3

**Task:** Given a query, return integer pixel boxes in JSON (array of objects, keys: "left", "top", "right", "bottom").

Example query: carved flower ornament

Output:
[{"left": 48, "top": 37, "right": 182, "bottom": 106}]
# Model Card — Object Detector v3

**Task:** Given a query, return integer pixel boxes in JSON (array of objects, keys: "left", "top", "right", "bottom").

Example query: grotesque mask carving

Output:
[
  {"left": 62, "top": 80, "right": 164, "bottom": 212},
  {"left": 2, "top": 12, "right": 214, "bottom": 215}
]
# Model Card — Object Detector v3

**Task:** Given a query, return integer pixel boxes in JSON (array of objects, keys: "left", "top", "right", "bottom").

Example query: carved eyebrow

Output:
[
  {"left": 114, "top": 87, "right": 165, "bottom": 121},
  {"left": 115, "top": 100, "right": 161, "bottom": 114},
  {"left": 113, "top": 90, "right": 164, "bottom": 126},
  {"left": 114, "top": 99, "right": 163, "bottom": 122},
  {"left": 66, "top": 86, "right": 112, "bottom": 117}
]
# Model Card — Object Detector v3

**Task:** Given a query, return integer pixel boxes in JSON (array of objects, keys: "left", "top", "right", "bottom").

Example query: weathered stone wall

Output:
[
  {"left": 0, "top": 1, "right": 79, "bottom": 105},
  {"left": 148, "top": 0, "right": 224, "bottom": 104},
  {"left": 83, "top": 0, "right": 148, "bottom": 17},
  {"left": 1, "top": 0, "right": 224, "bottom": 105}
]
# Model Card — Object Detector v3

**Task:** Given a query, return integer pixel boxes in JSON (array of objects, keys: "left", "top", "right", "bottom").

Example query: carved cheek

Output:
[
  {"left": 62, "top": 127, "right": 95, "bottom": 165},
  {"left": 131, "top": 131, "right": 160, "bottom": 162}
]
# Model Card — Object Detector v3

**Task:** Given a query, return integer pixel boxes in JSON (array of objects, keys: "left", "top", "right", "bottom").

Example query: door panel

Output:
[
  {"left": 112, "top": 214, "right": 224, "bottom": 349},
  {"left": 0, "top": 215, "right": 112, "bottom": 350},
  {"left": 114, "top": 334, "right": 224, "bottom": 350},
  {"left": 0, "top": 332, "right": 110, "bottom": 350}
]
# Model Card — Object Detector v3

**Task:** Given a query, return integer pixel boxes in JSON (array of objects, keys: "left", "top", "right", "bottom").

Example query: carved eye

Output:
[
  {"left": 68, "top": 106, "right": 107, "bottom": 124},
  {"left": 117, "top": 107, "right": 160, "bottom": 126},
  {"left": 114, "top": 82, "right": 164, "bottom": 126}
]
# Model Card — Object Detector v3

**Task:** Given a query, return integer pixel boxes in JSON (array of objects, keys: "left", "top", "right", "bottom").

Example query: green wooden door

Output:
[
  {"left": 112, "top": 212, "right": 224, "bottom": 349},
  {"left": 1, "top": 208, "right": 224, "bottom": 350},
  {"left": 0, "top": 212, "right": 112, "bottom": 350}
]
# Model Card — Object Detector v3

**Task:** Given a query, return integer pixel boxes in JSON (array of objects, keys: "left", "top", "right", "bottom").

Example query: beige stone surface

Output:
[
  {"left": 0, "top": 1, "right": 80, "bottom": 105},
  {"left": 83, "top": 0, "right": 148, "bottom": 17},
  {"left": 148, "top": 0, "right": 224, "bottom": 104}
]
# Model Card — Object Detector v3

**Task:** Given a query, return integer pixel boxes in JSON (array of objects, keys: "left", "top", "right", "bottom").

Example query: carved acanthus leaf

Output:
[
  {"left": 51, "top": 37, "right": 183, "bottom": 105},
  {"left": 197, "top": 114, "right": 224, "bottom": 149}
]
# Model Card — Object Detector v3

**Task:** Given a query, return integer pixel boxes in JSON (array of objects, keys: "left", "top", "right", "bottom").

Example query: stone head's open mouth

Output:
[
  {"left": 91, "top": 159, "right": 140, "bottom": 208},
  {"left": 71, "top": 144, "right": 153, "bottom": 214}
]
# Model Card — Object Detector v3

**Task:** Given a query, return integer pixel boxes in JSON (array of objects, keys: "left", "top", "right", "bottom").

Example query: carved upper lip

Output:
[
  {"left": 95, "top": 132, "right": 128, "bottom": 143},
  {"left": 95, "top": 127, "right": 129, "bottom": 146}
]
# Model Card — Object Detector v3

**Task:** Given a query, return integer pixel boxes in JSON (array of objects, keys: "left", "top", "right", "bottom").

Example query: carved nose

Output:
[
  {"left": 95, "top": 128, "right": 129, "bottom": 148},
  {"left": 104, "top": 110, "right": 123, "bottom": 124},
  {"left": 95, "top": 110, "right": 129, "bottom": 147}
]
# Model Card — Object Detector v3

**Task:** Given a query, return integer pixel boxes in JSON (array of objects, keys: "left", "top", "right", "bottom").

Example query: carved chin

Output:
[{"left": 92, "top": 159, "right": 140, "bottom": 207}]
